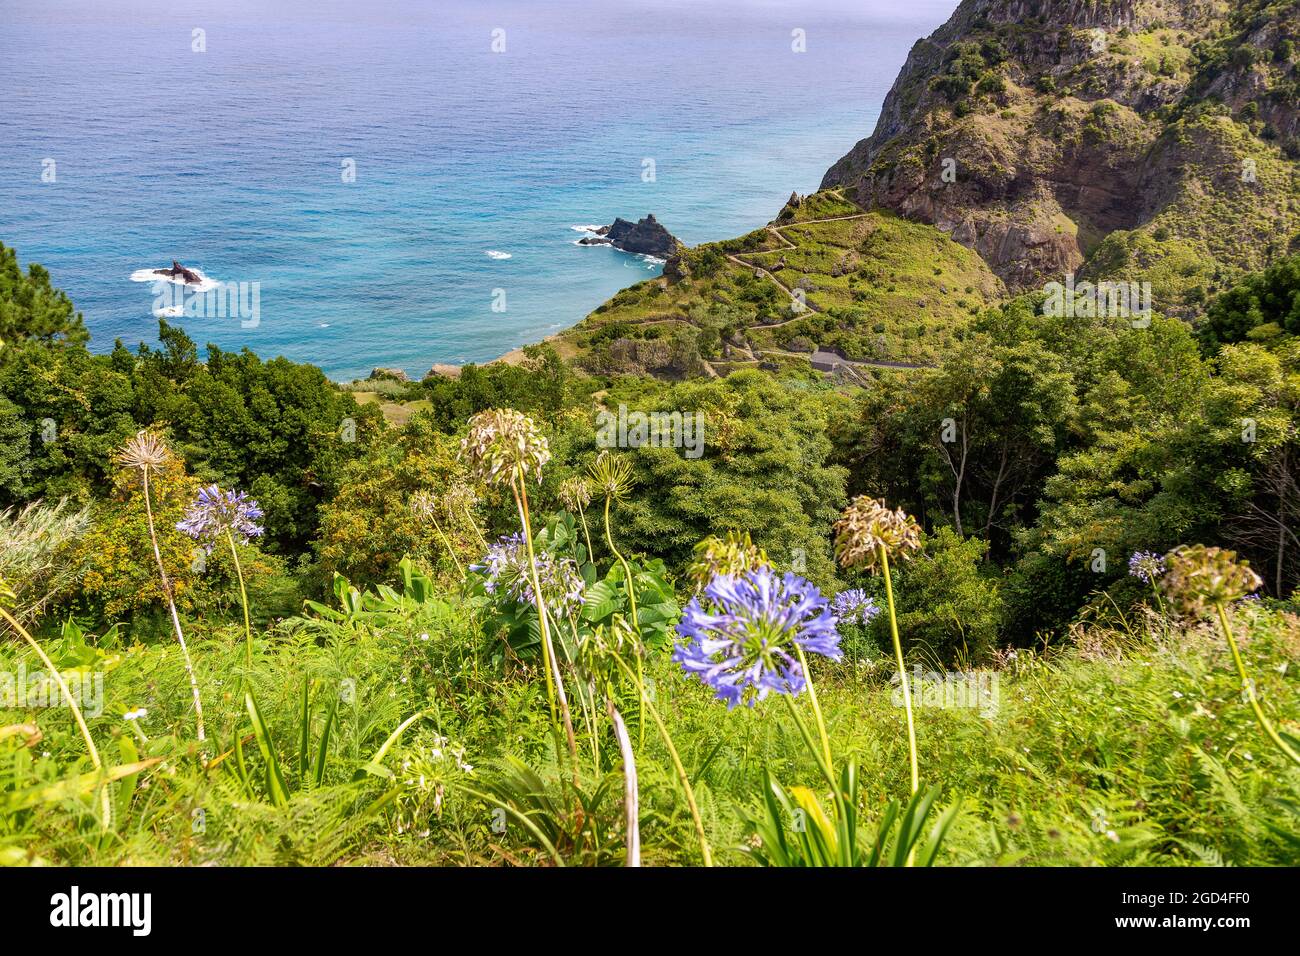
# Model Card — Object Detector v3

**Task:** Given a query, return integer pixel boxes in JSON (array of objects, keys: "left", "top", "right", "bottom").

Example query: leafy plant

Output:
[{"left": 744, "top": 766, "right": 959, "bottom": 867}]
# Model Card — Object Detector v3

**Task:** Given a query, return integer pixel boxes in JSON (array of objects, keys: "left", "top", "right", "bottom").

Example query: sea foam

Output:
[{"left": 130, "top": 267, "right": 220, "bottom": 293}]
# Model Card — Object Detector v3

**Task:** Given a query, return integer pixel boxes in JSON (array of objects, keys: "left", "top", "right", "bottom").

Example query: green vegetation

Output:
[
  {"left": 2, "top": 244, "right": 1299, "bottom": 867},
  {"left": 3, "top": 553, "right": 1296, "bottom": 865},
  {"left": 565, "top": 200, "right": 1003, "bottom": 375},
  {"left": 3, "top": 0, "right": 1300, "bottom": 874}
]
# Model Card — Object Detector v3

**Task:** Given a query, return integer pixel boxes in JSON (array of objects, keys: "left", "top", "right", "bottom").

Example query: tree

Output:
[
  {"left": 1198, "top": 254, "right": 1300, "bottom": 353},
  {"left": 607, "top": 371, "right": 849, "bottom": 591},
  {"left": 894, "top": 529, "right": 1002, "bottom": 665},
  {"left": 315, "top": 416, "right": 478, "bottom": 587},
  {"left": 0, "top": 242, "right": 88, "bottom": 352}
]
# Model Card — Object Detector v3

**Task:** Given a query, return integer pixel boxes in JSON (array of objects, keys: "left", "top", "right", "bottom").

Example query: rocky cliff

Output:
[
  {"left": 580, "top": 214, "right": 682, "bottom": 258},
  {"left": 822, "top": 0, "right": 1300, "bottom": 305}
]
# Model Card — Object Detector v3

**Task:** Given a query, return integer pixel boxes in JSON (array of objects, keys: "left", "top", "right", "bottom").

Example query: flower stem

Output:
[
  {"left": 603, "top": 494, "right": 644, "bottom": 745},
  {"left": 610, "top": 653, "right": 712, "bottom": 866},
  {"left": 568, "top": 613, "right": 602, "bottom": 776},
  {"left": 1151, "top": 582, "right": 1169, "bottom": 639},
  {"left": 142, "top": 468, "right": 206, "bottom": 743},
  {"left": 576, "top": 501, "right": 595, "bottom": 564},
  {"left": 1214, "top": 603, "right": 1300, "bottom": 767},
  {"left": 878, "top": 546, "right": 920, "bottom": 868},
  {"left": 514, "top": 471, "right": 572, "bottom": 762},
  {"left": 794, "top": 644, "right": 833, "bottom": 772},
  {"left": 428, "top": 513, "right": 464, "bottom": 577},
  {"left": 226, "top": 529, "right": 253, "bottom": 668},
  {"left": 542, "top": 606, "right": 581, "bottom": 788},
  {"left": 781, "top": 692, "right": 839, "bottom": 797},
  {"left": 461, "top": 502, "right": 488, "bottom": 553},
  {"left": 0, "top": 605, "right": 111, "bottom": 829},
  {"left": 880, "top": 546, "right": 918, "bottom": 796}
]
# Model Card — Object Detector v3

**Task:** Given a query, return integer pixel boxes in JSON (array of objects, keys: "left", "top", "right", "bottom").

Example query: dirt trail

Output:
[{"left": 725, "top": 194, "right": 873, "bottom": 326}]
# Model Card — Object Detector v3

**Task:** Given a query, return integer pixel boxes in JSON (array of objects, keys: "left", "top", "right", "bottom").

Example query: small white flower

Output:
[{"left": 123, "top": 707, "right": 149, "bottom": 721}]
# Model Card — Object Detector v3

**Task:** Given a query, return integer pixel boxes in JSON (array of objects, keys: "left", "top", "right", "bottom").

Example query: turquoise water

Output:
[{"left": 0, "top": 0, "right": 956, "bottom": 380}]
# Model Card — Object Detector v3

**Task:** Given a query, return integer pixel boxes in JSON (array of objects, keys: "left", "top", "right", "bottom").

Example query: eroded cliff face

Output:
[{"left": 822, "top": 0, "right": 1300, "bottom": 300}]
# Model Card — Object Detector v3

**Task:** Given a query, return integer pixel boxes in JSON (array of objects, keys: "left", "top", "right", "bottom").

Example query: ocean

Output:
[{"left": 0, "top": 0, "right": 957, "bottom": 381}]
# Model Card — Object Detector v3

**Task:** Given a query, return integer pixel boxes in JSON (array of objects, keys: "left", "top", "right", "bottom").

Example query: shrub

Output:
[{"left": 893, "top": 529, "right": 1002, "bottom": 664}]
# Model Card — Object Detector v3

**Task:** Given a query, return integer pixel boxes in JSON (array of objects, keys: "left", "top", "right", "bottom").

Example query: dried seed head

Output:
[
  {"left": 1161, "top": 544, "right": 1262, "bottom": 616},
  {"left": 832, "top": 496, "right": 922, "bottom": 571},
  {"left": 558, "top": 476, "right": 592, "bottom": 512},
  {"left": 409, "top": 490, "right": 440, "bottom": 523},
  {"left": 587, "top": 450, "right": 635, "bottom": 502},
  {"left": 686, "top": 531, "right": 771, "bottom": 590},
  {"left": 459, "top": 409, "right": 550, "bottom": 487},
  {"left": 114, "top": 428, "right": 170, "bottom": 474},
  {"left": 441, "top": 480, "right": 479, "bottom": 515}
]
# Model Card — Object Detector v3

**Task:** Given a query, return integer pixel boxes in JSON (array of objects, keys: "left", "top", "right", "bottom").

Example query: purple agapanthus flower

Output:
[
  {"left": 176, "top": 484, "right": 264, "bottom": 553},
  {"left": 471, "top": 533, "right": 585, "bottom": 618},
  {"left": 673, "top": 566, "right": 841, "bottom": 709},
  {"left": 832, "top": 588, "right": 880, "bottom": 627},
  {"left": 1128, "top": 550, "right": 1166, "bottom": 584}
]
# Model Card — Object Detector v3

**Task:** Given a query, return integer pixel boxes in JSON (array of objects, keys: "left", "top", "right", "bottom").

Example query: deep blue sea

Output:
[{"left": 0, "top": 0, "right": 956, "bottom": 380}]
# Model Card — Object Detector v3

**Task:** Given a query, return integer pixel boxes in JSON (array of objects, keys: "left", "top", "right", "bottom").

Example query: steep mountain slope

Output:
[
  {"left": 561, "top": 193, "right": 1003, "bottom": 377},
  {"left": 560, "top": 0, "right": 1300, "bottom": 378},
  {"left": 822, "top": 0, "right": 1300, "bottom": 309}
]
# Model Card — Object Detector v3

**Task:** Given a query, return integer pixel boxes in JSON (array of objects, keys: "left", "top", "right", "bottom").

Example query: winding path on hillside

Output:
[
  {"left": 617, "top": 190, "right": 938, "bottom": 377},
  {"left": 714, "top": 191, "right": 935, "bottom": 372},
  {"left": 724, "top": 197, "right": 873, "bottom": 325}
]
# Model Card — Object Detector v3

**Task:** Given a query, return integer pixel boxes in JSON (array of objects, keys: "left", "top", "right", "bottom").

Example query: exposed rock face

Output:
[
  {"left": 579, "top": 214, "right": 682, "bottom": 258},
  {"left": 154, "top": 260, "right": 203, "bottom": 285},
  {"left": 821, "top": 0, "right": 1300, "bottom": 295},
  {"left": 368, "top": 367, "right": 409, "bottom": 382},
  {"left": 423, "top": 363, "right": 462, "bottom": 380}
]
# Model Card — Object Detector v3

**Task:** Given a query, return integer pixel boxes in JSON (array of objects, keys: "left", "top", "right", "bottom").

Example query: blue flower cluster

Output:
[
  {"left": 1128, "top": 550, "right": 1166, "bottom": 584},
  {"left": 831, "top": 588, "right": 880, "bottom": 626},
  {"left": 673, "top": 566, "right": 841, "bottom": 709},
  {"left": 472, "top": 533, "right": 586, "bottom": 618},
  {"left": 176, "top": 484, "right": 265, "bottom": 553}
]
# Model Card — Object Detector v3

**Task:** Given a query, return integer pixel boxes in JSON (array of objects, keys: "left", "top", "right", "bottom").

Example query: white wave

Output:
[
  {"left": 638, "top": 254, "right": 667, "bottom": 266},
  {"left": 485, "top": 250, "right": 512, "bottom": 260},
  {"left": 570, "top": 224, "right": 603, "bottom": 234},
  {"left": 131, "top": 267, "right": 220, "bottom": 293},
  {"left": 152, "top": 305, "right": 184, "bottom": 318}
]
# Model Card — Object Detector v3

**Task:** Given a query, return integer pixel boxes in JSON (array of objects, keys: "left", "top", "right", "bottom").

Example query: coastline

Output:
[{"left": 420, "top": 332, "right": 571, "bottom": 381}]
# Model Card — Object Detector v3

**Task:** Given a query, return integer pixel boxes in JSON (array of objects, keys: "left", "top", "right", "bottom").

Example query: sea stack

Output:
[
  {"left": 153, "top": 260, "right": 203, "bottom": 285},
  {"left": 578, "top": 214, "right": 682, "bottom": 258}
]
